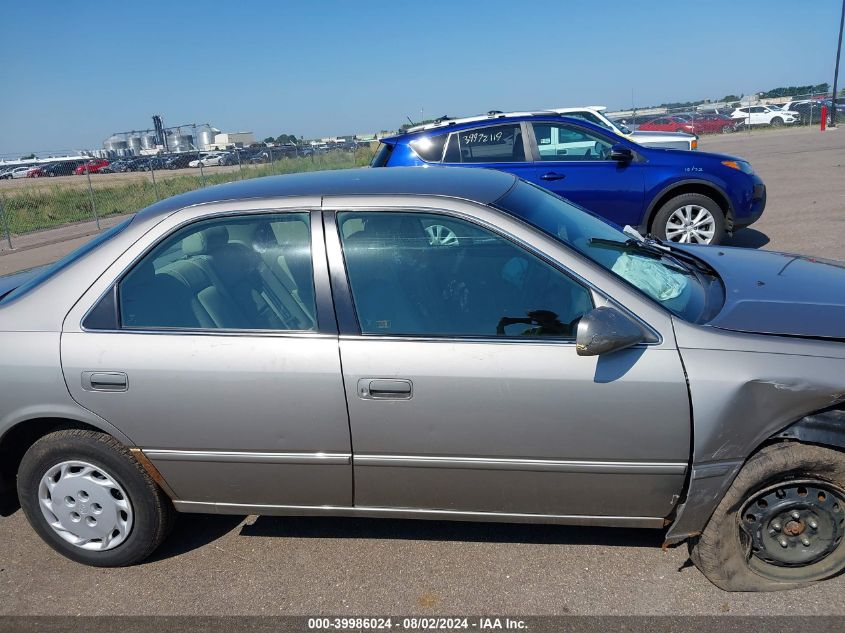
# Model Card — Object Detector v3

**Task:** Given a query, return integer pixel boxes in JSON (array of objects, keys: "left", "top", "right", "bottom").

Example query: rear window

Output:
[
  {"left": 0, "top": 219, "right": 132, "bottom": 304},
  {"left": 370, "top": 142, "right": 394, "bottom": 167}
]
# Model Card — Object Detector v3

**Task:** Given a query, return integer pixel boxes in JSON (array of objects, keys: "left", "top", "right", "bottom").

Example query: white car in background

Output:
[
  {"left": 1, "top": 166, "right": 37, "bottom": 179},
  {"left": 552, "top": 106, "right": 699, "bottom": 151},
  {"left": 188, "top": 153, "right": 225, "bottom": 168},
  {"left": 730, "top": 105, "right": 800, "bottom": 127}
]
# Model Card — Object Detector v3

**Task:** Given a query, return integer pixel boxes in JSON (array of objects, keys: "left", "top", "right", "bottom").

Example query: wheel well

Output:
[
  {"left": 0, "top": 418, "right": 104, "bottom": 515},
  {"left": 647, "top": 183, "right": 733, "bottom": 232}
]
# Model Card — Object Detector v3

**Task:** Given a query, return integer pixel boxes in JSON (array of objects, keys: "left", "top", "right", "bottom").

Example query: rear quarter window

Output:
[{"left": 409, "top": 135, "right": 448, "bottom": 162}]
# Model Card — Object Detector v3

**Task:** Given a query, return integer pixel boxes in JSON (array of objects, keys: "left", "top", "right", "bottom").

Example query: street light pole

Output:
[{"left": 831, "top": 0, "right": 845, "bottom": 127}]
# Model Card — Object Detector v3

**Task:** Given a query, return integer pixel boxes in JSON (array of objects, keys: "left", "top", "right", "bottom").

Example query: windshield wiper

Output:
[{"left": 622, "top": 225, "right": 718, "bottom": 275}]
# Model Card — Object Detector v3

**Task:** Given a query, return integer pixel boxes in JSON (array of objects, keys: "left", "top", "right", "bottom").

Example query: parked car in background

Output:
[
  {"left": 74, "top": 159, "right": 110, "bottom": 175},
  {"left": 730, "top": 106, "right": 800, "bottom": 127},
  {"left": 100, "top": 160, "right": 131, "bottom": 174},
  {"left": 691, "top": 113, "right": 743, "bottom": 134},
  {"left": 6, "top": 166, "right": 38, "bottom": 179},
  {"left": 25, "top": 165, "right": 48, "bottom": 178},
  {"left": 163, "top": 154, "right": 194, "bottom": 170},
  {"left": 376, "top": 113, "right": 765, "bottom": 244},
  {"left": 0, "top": 168, "right": 843, "bottom": 593},
  {"left": 637, "top": 116, "right": 696, "bottom": 134},
  {"left": 550, "top": 107, "right": 699, "bottom": 150},
  {"left": 53, "top": 161, "right": 85, "bottom": 177},
  {"left": 189, "top": 153, "right": 224, "bottom": 168},
  {"left": 789, "top": 102, "right": 831, "bottom": 125}
]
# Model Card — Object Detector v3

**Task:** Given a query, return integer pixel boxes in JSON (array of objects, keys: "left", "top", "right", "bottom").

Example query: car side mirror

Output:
[
  {"left": 610, "top": 145, "right": 633, "bottom": 162},
  {"left": 576, "top": 307, "right": 645, "bottom": 357}
]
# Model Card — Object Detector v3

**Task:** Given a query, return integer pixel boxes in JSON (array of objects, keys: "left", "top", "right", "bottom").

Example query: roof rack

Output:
[{"left": 404, "top": 106, "right": 608, "bottom": 133}]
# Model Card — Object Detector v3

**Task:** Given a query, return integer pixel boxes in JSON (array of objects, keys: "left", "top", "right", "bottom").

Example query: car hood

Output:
[{"left": 682, "top": 246, "right": 845, "bottom": 340}]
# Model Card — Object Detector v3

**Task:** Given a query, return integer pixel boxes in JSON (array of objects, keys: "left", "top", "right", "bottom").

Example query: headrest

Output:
[{"left": 182, "top": 226, "right": 228, "bottom": 256}]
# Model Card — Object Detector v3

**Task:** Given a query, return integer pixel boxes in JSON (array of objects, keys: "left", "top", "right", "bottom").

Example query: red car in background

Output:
[
  {"left": 74, "top": 159, "right": 110, "bottom": 175},
  {"left": 639, "top": 114, "right": 740, "bottom": 135}
]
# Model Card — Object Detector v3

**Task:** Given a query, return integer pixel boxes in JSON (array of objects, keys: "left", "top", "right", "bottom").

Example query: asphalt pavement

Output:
[{"left": 1, "top": 125, "right": 844, "bottom": 616}]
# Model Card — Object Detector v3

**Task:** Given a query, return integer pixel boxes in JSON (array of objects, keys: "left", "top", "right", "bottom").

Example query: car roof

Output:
[
  {"left": 386, "top": 113, "right": 622, "bottom": 144},
  {"left": 133, "top": 166, "right": 518, "bottom": 223}
]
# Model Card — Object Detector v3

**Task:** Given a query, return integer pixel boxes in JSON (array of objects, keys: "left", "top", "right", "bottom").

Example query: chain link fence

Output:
[{"left": 0, "top": 143, "right": 377, "bottom": 249}]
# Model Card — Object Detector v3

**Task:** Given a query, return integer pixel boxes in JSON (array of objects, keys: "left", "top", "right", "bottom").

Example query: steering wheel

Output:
[
  {"left": 425, "top": 224, "right": 459, "bottom": 247},
  {"left": 598, "top": 143, "right": 612, "bottom": 160}
]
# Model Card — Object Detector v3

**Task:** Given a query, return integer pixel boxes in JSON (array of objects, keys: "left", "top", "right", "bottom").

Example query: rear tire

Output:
[
  {"left": 17, "top": 429, "right": 174, "bottom": 567},
  {"left": 651, "top": 192, "right": 725, "bottom": 245},
  {"left": 689, "top": 442, "right": 845, "bottom": 591}
]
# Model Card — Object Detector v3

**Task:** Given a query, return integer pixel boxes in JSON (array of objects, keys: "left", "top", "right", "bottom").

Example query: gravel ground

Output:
[{"left": 1, "top": 125, "right": 844, "bottom": 617}]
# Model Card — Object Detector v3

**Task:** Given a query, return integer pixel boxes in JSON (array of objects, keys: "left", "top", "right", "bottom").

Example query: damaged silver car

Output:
[{"left": 0, "top": 167, "right": 843, "bottom": 591}]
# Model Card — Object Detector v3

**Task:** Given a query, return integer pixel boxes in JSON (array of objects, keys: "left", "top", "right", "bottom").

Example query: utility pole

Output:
[{"left": 831, "top": 0, "right": 845, "bottom": 127}]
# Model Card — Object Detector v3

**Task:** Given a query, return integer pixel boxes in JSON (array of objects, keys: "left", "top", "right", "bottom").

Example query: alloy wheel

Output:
[{"left": 664, "top": 205, "right": 716, "bottom": 244}]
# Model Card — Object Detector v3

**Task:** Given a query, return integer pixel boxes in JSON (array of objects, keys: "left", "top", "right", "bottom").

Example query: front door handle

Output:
[
  {"left": 82, "top": 371, "right": 128, "bottom": 392},
  {"left": 357, "top": 378, "right": 413, "bottom": 400},
  {"left": 541, "top": 172, "right": 566, "bottom": 181}
]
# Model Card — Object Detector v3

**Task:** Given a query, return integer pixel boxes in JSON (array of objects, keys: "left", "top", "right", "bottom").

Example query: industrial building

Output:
[{"left": 100, "top": 116, "right": 254, "bottom": 157}]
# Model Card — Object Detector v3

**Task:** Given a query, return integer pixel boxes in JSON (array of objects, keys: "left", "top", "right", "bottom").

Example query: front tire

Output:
[
  {"left": 771, "top": 117, "right": 784, "bottom": 127},
  {"left": 651, "top": 193, "right": 725, "bottom": 245},
  {"left": 690, "top": 442, "right": 845, "bottom": 591},
  {"left": 17, "top": 429, "right": 174, "bottom": 567}
]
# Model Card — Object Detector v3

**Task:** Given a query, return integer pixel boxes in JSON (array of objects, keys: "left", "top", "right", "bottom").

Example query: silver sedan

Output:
[{"left": 1, "top": 167, "right": 844, "bottom": 591}]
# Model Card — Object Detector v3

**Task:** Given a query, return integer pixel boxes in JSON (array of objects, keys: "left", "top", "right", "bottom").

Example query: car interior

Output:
[
  {"left": 119, "top": 217, "right": 316, "bottom": 331},
  {"left": 339, "top": 212, "right": 592, "bottom": 338}
]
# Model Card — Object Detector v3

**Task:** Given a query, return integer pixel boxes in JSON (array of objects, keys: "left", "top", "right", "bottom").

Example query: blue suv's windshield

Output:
[{"left": 495, "top": 181, "right": 719, "bottom": 323}]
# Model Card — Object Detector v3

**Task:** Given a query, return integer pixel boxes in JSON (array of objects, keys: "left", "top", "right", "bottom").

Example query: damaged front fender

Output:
[{"left": 664, "top": 320, "right": 845, "bottom": 545}]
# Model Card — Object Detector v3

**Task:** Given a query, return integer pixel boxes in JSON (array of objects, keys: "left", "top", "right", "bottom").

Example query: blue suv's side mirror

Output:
[{"left": 610, "top": 145, "right": 634, "bottom": 162}]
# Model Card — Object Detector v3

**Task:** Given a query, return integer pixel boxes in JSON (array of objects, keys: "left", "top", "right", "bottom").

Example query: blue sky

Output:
[{"left": 0, "top": 0, "right": 840, "bottom": 156}]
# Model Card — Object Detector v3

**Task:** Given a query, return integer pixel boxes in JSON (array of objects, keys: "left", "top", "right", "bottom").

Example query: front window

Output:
[
  {"left": 494, "top": 182, "right": 721, "bottom": 323},
  {"left": 338, "top": 211, "right": 593, "bottom": 338},
  {"left": 532, "top": 122, "right": 613, "bottom": 161}
]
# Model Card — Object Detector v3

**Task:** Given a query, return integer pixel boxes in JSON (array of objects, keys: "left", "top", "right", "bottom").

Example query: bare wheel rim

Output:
[
  {"left": 739, "top": 479, "right": 845, "bottom": 581},
  {"left": 425, "top": 224, "right": 459, "bottom": 246},
  {"left": 38, "top": 460, "right": 134, "bottom": 552},
  {"left": 664, "top": 204, "right": 716, "bottom": 244}
]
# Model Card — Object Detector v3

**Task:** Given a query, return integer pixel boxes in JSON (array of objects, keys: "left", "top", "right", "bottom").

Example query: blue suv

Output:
[{"left": 373, "top": 112, "right": 766, "bottom": 245}]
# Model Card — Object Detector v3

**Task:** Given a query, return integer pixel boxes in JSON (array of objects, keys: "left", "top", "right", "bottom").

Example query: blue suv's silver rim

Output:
[
  {"left": 38, "top": 460, "right": 134, "bottom": 551},
  {"left": 665, "top": 204, "right": 716, "bottom": 244}
]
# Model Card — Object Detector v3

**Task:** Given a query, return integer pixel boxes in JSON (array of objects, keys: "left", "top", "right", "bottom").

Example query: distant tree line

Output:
[
  {"left": 262, "top": 134, "right": 302, "bottom": 144},
  {"left": 758, "top": 83, "right": 829, "bottom": 99}
]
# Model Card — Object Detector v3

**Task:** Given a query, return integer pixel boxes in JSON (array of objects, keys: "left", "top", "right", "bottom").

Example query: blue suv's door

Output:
[{"left": 522, "top": 120, "right": 646, "bottom": 228}]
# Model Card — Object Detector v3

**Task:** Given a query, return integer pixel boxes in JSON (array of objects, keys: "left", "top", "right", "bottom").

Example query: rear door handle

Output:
[
  {"left": 357, "top": 378, "right": 413, "bottom": 400},
  {"left": 82, "top": 371, "right": 128, "bottom": 392},
  {"left": 541, "top": 172, "right": 566, "bottom": 181}
]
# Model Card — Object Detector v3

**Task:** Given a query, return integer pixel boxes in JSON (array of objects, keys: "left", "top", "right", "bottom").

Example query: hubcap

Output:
[
  {"left": 741, "top": 480, "right": 844, "bottom": 568},
  {"left": 38, "top": 461, "right": 133, "bottom": 551},
  {"left": 664, "top": 205, "right": 716, "bottom": 244},
  {"left": 425, "top": 224, "right": 459, "bottom": 246}
]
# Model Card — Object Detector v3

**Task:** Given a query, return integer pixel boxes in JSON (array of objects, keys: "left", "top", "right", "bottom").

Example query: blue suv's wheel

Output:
[{"left": 652, "top": 193, "right": 726, "bottom": 245}]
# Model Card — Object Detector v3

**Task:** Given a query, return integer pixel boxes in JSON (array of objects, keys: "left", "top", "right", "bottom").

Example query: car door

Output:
[
  {"left": 61, "top": 207, "right": 353, "bottom": 510},
  {"left": 440, "top": 122, "right": 537, "bottom": 182},
  {"left": 327, "top": 206, "right": 690, "bottom": 523},
  {"left": 522, "top": 121, "right": 646, "bottom": 228}
]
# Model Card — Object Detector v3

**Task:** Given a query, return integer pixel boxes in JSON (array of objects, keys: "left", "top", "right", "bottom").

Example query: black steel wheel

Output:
[
  {"left": 740, "top": 480, "right": 845, "bottom": 582},
  {"left": 690, "top": 442, "right": 845, "bottom": 591}
]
